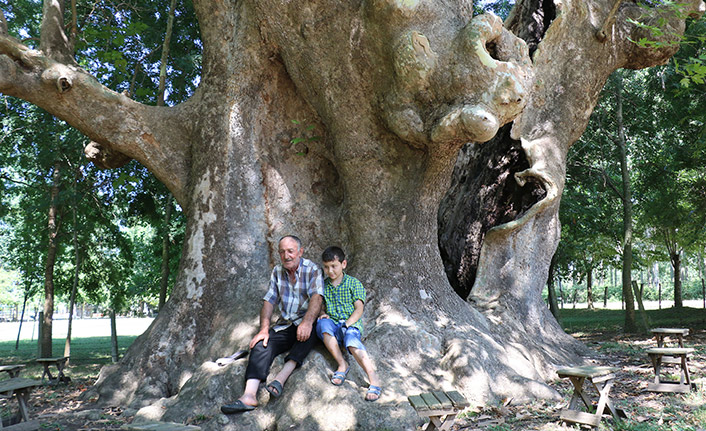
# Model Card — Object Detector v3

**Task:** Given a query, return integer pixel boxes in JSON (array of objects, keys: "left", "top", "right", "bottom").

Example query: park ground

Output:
[{"left": 1, "top": 308, "right": 705, "bottom": 431}]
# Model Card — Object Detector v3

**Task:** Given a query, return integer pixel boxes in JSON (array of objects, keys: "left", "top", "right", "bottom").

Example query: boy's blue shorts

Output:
[{"left": 316, "top": 318, "right": 366, "bottom": 352}]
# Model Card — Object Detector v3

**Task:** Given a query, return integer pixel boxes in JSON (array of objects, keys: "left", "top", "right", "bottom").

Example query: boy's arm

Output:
[{"left": 345, "top": 299, "right": 364, "bottom": 328}]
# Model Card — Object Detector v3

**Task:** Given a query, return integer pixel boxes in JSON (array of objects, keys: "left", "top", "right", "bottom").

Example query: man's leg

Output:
[
  {"left": 273, "top": 321, "right": 319, "bottom": 389},
  {"left": 238, "top": 328, "right": 295, "bottom": 406}
]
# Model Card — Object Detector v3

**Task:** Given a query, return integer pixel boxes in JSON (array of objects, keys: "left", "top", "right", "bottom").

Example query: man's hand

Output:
[
  {"left": 297, "top": 320, "right": 313, "bottom": 342},
  {"left": 250, "top": 330, "right": 270, "bottom": 349}
]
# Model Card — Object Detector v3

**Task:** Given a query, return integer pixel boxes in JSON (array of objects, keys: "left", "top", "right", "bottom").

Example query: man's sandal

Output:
[
  {"left": 266, "top": 380, "right": 283, "bottom": 398},
  {"left": 365, "top": 385, "right": 381, "bottom": 402},
  {"left": 221, "top": 400, "right": 256, "bottom": 414}
]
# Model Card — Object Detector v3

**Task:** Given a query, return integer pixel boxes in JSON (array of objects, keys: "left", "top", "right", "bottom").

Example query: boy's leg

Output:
[
  {"left": 316, "top": 318, "right": 349, "bottom": 380},
  {"left": 349, "top": 347, "right": 381, "bottom": 400},
  {"left": 345, "top": 329, "right": 381, "bottom": 400}
]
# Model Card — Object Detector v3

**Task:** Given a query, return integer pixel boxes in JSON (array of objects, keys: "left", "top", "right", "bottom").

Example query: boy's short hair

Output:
[{"left": 322, "top": 246, "right": 346, "bottom": 263}]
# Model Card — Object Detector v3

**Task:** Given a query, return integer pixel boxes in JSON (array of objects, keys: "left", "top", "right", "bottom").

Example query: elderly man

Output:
[{"left": 221, "top": 235, "right": 324, "bottom": 413}]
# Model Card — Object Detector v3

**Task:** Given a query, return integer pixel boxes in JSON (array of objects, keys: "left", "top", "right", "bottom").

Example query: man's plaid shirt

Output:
[
  {"left": 323, "top": 274, "right": 366, "bottom": 333},
  {"left": 263, "top": 258, "right": 324, "bottom": 327}
]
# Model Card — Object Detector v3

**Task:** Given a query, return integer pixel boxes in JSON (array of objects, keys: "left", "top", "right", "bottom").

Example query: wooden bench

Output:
[
  {"left": 556, "top": 366, "right": 627, "bottom": 428},
  {"left": 407, "top": 390, "right": 469, "bottom": 431},
  {"left": 36, "top": 357, "right": 69, "bottom": 384},
  {"left": 1, "top": 419, "right": 40, "bottom": 431},
  {"left": 645, "top": 347, "right": 695, "bottom": 393},
  {"left": 0, "top": 365, "right": 25, "bottom": 379},
  {"left": 0, "top": 378, "right": 42, "bottom": 431},
  {"left": 120, "top": 422, "right": 202, "bottom": 430},
  {"left": 651, "top": 328, "right": 689, "bottom": 348}
]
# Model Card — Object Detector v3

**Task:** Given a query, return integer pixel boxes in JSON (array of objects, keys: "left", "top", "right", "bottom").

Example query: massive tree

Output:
[{"left": 1, "top": 0, "right": 703, "bottom": 429}]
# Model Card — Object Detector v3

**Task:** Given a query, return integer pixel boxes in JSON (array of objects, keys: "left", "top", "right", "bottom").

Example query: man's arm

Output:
[
  {"left": 250, "top": 300, "right": 274, "bottom": 348},
  {"left": 296, "top": 293, "right": 323, "bottom": 342}
]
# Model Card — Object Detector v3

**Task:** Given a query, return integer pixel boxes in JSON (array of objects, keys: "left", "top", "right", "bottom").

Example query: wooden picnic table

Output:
[
  {"left": 651, "top": 328, "right": 689, "bottom": 348},
  {"left": 408, "top": 390, "right": 469, "bottom": 431},
  {"left": 0, "top": 365, "right": 25, "bottom": 379},
  {"left": 0, "top": 377, "right": 42, "bottom": 430},
  {"left": 645, "top": 347, "right": 695, "bottom": 393},
  {"left": 556, "top": 365, "right": 627, "bottom": 428},
  {"left": 36, "top": 357, "right": 69, "bottom": 384}
]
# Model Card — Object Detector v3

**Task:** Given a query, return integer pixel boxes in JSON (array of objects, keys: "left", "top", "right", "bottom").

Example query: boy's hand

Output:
[
  {"left": 318, "top": 314, "right": 329, "bottom": 320},
  {"left": 250, "top": 330, "right": 270, "bottom": 348}
]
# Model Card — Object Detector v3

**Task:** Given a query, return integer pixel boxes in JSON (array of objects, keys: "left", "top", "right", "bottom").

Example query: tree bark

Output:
[{"left": 2, "top": 0, "right": 704, "bottom": 428}]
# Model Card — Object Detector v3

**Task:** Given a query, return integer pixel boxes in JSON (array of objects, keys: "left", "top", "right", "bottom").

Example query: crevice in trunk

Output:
[
  {"left": 506, "top": 0, "right": 557, "bottom": 57},
  {"left": 438, "top": 124, "right": 546, "bottom": 299}
]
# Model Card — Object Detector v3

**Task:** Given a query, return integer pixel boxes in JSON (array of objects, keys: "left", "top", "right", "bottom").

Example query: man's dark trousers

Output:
[{"left": 244, "top": 322, "right": 318, "bottom": 381}]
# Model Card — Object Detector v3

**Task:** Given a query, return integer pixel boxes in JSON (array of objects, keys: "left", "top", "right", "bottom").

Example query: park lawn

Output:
[
  {"left": 559, "top": 306, "right": 706, "bottom": 334},
  {"left": 0, "top": 335, "right": 138, "bottom": 380}
]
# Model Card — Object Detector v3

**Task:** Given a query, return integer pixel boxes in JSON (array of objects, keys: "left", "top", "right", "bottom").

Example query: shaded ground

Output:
[{"left": 2, "top": 330, "right": 705, "bottom": 430}]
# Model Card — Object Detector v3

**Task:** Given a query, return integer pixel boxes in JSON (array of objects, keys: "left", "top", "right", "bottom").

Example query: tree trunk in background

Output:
[
  {"left": 547, "top": 253, "right": 561, "bottom": 321},
  {"left": 64, "top": 208, "right": 80, "bottom": 361},
  {"left": 110, "top": 310, "right": 119, "bottom": 364},
  {"left": 16, "top": 289, "right": 30, "bottom": 350},
  {"left": 615, "top": 72, "right": 638, "bottom": 333},
  {"left": 586, "top": 268, "right": 594, "bottom": 310},
  {"left": 3, "top": 0, "right": 702, "bottom": 428},
  {"left": 158, "top": 195, "right": 173, "bottom": 312},
  {"left": 156, "top": 0, "right": 176, "bottom": 313},
  {"left": 40, "top": 161, "right": 61, "bottom": 357},
  {"left": 632, "top": 280, "right": 650, "bottom": 334},
  {"left": 672, "top": 251, "right": 683, "bottom": 309}
]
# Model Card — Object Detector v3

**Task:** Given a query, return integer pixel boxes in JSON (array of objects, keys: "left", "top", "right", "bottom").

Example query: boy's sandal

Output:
[
  {"left": 365, "top": 385, "right": 382, "bottom": 402},
  {"left": 266, "top": 380, "right": 283, "bottom": 398},
  {"left": 331, "top": 368, "right": 349, "bottom": 386}
]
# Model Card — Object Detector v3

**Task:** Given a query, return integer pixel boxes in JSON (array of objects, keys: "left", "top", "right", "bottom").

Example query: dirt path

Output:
[{"left": 6, "top": 331, "right": 705, "bottom": 430}]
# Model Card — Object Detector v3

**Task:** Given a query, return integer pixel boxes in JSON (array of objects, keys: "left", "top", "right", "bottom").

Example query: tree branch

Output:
[
  {"left": 40, "top": 0, "right": 75, "bottom": 64},
  {"left": 619, "top": 0, "right": 706, "bottom": 69},
  {"left": 0, "top": 34, "right": 192, "bottom": 208},
  {"left": 0, "top": 9, "right": 7, "bottom": 35}
]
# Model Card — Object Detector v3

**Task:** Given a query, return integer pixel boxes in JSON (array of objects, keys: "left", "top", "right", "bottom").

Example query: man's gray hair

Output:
[{"left": 279, "top": 235, "right": 302, "bottom": 249}]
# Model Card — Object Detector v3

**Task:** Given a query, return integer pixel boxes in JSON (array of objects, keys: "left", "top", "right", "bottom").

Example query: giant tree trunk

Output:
[{"left": 2, "top": 0, "right": 703, "bottom": 429}]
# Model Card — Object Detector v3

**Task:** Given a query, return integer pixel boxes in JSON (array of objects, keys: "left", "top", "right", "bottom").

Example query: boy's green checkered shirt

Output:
[{"left": 323, "top": 274, "right": 366, "bottom": 333}]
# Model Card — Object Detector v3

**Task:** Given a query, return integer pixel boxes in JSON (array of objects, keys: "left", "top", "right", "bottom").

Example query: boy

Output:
[{"left": 316, "top": 246, "right": 381, "bottom": 401}]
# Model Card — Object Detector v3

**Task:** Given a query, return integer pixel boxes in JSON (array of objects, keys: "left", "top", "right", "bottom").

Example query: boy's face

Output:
[{"left": 323, "top": 257, "right": 347, "bottom": 283}]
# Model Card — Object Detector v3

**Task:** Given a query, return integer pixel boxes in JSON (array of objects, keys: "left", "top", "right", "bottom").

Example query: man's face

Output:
[{"left": 279, "top": 237, "right": 303, "bottom": 272}]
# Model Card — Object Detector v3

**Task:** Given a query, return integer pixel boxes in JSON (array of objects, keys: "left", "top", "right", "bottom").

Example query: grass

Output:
[
  {"left": 0, "top": 336, "right": 138, "bottom": 379},
  {"left": 559, "top": 306, "right": 706, "bottom": 334}
]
